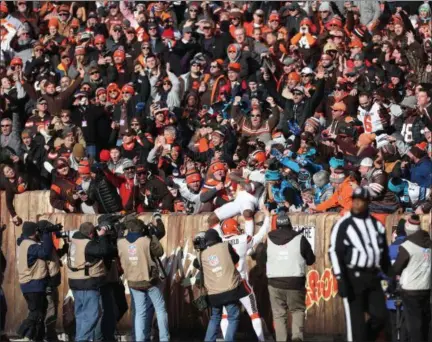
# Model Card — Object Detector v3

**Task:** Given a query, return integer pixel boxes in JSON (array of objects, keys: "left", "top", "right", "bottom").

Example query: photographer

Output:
[
  {"left": 16, "top": 221, "right": 53, "bottom": 341},
  {"left": 193, "top": 229, "right": 246, "bottom": 342},
  {"left": 392, "top": 215, "right": 432, "bottom": 342},
  {"left": 117, "top": 217, "right": 169, "bottom": 342},
  {"left": 38, "top": 220, "right": 69, "bottom": 342},
  {"left": 67, "top": 222, "right": 117, "bottom": 342}
]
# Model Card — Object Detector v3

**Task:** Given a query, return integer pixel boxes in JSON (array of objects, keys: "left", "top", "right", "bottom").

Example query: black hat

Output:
[
  {"left": 352, "top": 186, "right": 370, "bottom": 201},
  {"left": 205, "top": 228, "right": 222, "bottom": 245},
  {"left": 276, "top": 213, "right": 292, "bottom": 230},
  {"left": 22, "top": 221, "right": 38, "bottom": 237},
  {"left": 37, "top": 220, "right": 52, "bottom": 232}
]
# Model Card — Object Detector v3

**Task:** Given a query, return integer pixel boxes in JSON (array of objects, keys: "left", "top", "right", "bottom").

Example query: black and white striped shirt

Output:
[{"left": 328, "top": 212, "right": 390, "bottom": 277}]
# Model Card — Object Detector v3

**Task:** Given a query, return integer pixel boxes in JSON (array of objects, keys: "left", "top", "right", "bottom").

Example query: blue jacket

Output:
[
  {"left": 385, "top": 236, "right": 406, "bottom": 310},
  {"left": 16, "top": 232, "right": 53, "bottom": 293},
  {"left": 410, "top": 157, "right": 432, "bottom": 188}
]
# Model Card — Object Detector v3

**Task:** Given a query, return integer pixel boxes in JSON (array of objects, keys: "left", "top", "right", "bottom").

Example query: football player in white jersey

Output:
[
  {"left": 218, "top": 212, "right": 271, "bottom": 341},
  {"left": 207, "top": 150, "right": 267, "bottom": 237},
  {"left": 357, "top": 93, "right": 390, "bottom": 134}
]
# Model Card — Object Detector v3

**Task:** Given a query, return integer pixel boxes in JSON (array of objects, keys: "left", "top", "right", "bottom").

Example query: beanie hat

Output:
[
  {"left": 396, "top": 218, "right": 406, "bottom": 237},
  {"left": 72, "top": 144, "right": 85, "bottom": 159},
  {"left": 405, "top": 215, "right": 421, "bottom": 235},
  {"left": 78, "top": 161, "right": 90, "bottom": 175},
  {"left": 409, "top": 146, "right": 426, "bottom": 159},
  {"left": 228, "top": 62, "right": 241, "bottom": 73},
  {"left": 75, "top": 46, "right": 86, "bottom": 56},
  {"left": 265, "top": 169, "right": 281, "bottom": 181},
  {"left": 387, "top": 177, "right": 406, "bottom": 194},
  {"left": 121, "top": 84, "right": 134, "bottom": 95},
  {"left": 305, "top": 117, "right": 320, "bottom": 131},
  {"left": 161, "top": 28, "right": 175, "bottom": 40},
  {"left": 205, "top": 228, "right": 222, "bottom": 245},
  {"left": 276, "top": 213, "right": 292, "bottom": 230},
  {"left": 113, "top": 49, "right": 126, "bottom": 59},
  {"left": 313, "top": 170, "right": 330, "bottom": 188},
  {"left": 288, "top": 72, "right": 301, "bottom": 82},
  {"left": 22, "top": 221, "right": 38, "bottom": 237},
  {"left": 330, "top": 168, "right": 345, "bottom": 184},
  {"left": 360, "top": 157, "right": 374, "bottom": 167},
  {"left": 329, "top": 156, "right": 345, "bottom": 169},
  {"left": 99, "top": 149, "right": 110, "bottom": 162},
  {"left": 319, "top": 2, "right": 330, "bottom": 12},
  {"left": 48, "top": 18, "right": 59, "bottom": 28},
  {"left": 186, "top": 171, "right": 201, "bottom": 184}
]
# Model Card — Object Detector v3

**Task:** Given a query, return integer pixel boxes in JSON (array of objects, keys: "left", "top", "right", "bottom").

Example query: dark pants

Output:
[
  {"left": 343, "top": 270, "right": 388, "bottom": 342},
  {"left": 45, "top": 287, "right": 59, "bottom": 341},
  {"left": 401, "top": 292, "right": 431, "bottom": 342},
  {"left": 386, "top": 309, "right": 409, "bottom": 342},
  {"left": 95, "top": 285, "right": 116, "bottom": 341},
  {"left": 0, "top": 287, "right": 6, "bottom": 333},
  {"left": 17, "top": 291, "right": 48, "bottom": 340}
]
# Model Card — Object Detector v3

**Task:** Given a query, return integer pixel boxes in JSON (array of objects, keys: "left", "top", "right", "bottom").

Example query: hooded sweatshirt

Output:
[{"left": 258, "top": 228, "right": 315, "bottom": 290}]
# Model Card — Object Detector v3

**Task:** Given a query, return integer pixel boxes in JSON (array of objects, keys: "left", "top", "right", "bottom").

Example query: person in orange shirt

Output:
[{"left": 308, "top": 168, "right": 357, "bottom": 215}]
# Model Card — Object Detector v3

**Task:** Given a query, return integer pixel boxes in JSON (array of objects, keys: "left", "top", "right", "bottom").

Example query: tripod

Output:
[{"left": 394, "top": 297, "right": 403, "bottom": 342}]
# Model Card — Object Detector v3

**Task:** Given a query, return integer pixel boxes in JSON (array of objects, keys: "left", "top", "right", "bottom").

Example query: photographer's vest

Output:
[
  {"left": 47, "top": 250, "right": 61, "bottom": 278},
  {"left": 67, "top": 238, "right": 105, "bottom": 280},
  {"left": 117, "top": 237, "right": 156, "bottom": 287},
  {"left": 266, "top": 235, "right": 305, "bottom": 278},
  {"left": 399, "top": 240, "right": 431, "bottom": 291},
  {"left": 17, "top": 239, "right": 47, "bottom": 284},
  {"left": 201, "top": 243, "right": 241, "bottom": 296}
]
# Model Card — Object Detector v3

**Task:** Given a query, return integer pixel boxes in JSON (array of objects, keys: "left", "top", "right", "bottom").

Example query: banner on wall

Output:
[{"left": 293, "top": 225, "right": 316, "bottom": 252}]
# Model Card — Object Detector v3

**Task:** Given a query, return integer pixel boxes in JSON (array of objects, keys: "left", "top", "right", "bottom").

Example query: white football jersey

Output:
[{"left": 357, "top": 102, "right": 386, "bottom": 133}]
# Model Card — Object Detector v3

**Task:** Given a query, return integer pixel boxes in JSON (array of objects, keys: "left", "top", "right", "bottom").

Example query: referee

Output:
[{"left": 329, "top": 187, "right": 391, "bottom": 342}]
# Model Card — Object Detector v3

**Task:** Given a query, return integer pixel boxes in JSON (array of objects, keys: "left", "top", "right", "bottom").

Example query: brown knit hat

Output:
[{"left": 72, "top": 144, "right": 85, "bottom": 159}]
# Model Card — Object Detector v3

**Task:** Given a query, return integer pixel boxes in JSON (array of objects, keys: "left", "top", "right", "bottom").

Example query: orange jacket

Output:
[{"left": 315, "top": 177, "right": 356, "bottom": 215}]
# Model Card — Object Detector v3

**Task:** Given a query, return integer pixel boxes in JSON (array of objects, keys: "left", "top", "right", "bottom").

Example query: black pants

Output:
[
  {"left": 385, "top": 309, "right": 409, "bottom": 342},
  {"left": 17, "top": 291, "right": 48, "bottom": 340},
  {"left": 343, "top": 270, "right": 388, "bottom": 342},
  {"left": 401, "top": 291, "right": 431, "bottom": 342}
]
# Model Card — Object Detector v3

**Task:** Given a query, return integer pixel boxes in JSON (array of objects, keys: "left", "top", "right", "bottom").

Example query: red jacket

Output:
[{"left": 103, "top": 170, "right": 138, "bottom": 211}]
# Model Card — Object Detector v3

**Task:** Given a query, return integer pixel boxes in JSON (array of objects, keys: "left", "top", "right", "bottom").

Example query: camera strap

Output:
[{"left": 156, "top": 257, "right": 167, "bottom": 280}]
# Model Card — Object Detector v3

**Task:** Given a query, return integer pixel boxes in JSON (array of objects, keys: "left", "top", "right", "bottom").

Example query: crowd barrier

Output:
[{"left": 0, "top": 191, "right": 431, "bottom": 337}]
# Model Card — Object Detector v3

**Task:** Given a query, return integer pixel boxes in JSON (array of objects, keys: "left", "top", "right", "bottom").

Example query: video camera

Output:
[{"left": 193, "top": 232, "right": 207, "bottom": 251}]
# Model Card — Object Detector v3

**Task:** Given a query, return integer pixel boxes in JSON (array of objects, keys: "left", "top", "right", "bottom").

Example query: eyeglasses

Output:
[{"left": 1, "top": 124, "right": 11, "bottom": 127}]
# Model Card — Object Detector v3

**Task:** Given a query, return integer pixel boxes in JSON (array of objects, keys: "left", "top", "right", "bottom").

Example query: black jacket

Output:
[
  {"left": 268, "top": 79, "right": 325, "bottom": 132},
  {"left": 71, "top": 105, "right": 105, "bottom": 145},
  {"left": 198, "top": 33, "right": 232, "bottom": 61},
  {"left": 87, "top": 172, "right": 123, "bottom": 213},
  {"left": 68, "top": 231, "right": 117, "bottom": 290},
  {"left": 257, "top": 228, "right": 315, "bottom": 290}
]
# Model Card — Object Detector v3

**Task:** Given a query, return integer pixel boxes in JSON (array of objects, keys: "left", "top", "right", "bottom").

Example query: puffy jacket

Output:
[
  {"left": 410, "top": 157, "right": 432, "bottom": 188},
  {"left": 87, "top": 173, "right": 123, "bottom": 214}
]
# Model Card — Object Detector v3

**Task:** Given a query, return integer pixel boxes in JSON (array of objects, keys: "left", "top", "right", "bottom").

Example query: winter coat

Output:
[{"left": 87, "top": 173, "right": 123, "bottom": 214}]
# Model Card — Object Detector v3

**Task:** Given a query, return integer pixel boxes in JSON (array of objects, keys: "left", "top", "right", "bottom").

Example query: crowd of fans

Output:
[{"left": 1, "top": 0, "right": 432, "bottom": 227}]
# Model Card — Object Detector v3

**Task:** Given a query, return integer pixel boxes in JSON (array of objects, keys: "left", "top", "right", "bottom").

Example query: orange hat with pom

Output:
[
  {"left": 288, "top": 72, "right": 301, "bottom": 82},
  {"left": 113, "top": 49, "right": 126, "bottom": 59},
  {"left": 48, "top": 18, "right": 59, "bottom": 28},
  {"left": 121, "top": 84, "right": 134, "bottom": 95}
]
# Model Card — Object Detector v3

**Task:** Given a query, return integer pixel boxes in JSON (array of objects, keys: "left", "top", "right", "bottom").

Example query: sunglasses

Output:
[
  {"left": 189, "top": 9, "right": 197, "bottom": 12},
  {"left": 203, "top": 26, "right": 211, "bottom": 30},
  {"left": 228, "top": 50, "right": 236, "bottom": 53},
  {"left": 38, "top": 102, "right": 48, "bottom": 105},
  {"left": 61, "top": 55, "right": 69, "bottom": 59},
  {"left": 131, "top": 123, "right": 140, "bottom": 126},
  {"left": 122, "top": 92, "right": 132, "bottom": 95},
  {"left": 149, "top": 27, "right": 157, "bottom": 30},
  {"left": 124, "top": 167, "right": 135, "bottom": 171},
  {"left": 256, "top": 13, "right": 264, "bottom": 17},
  {"left": 57, "top": 165, "right": 68, "bottom": 170},
  {"left": 142, "top": 46, "right": 150, "bottom": 49},
  {"left": 293, "top": 92, "right": 303, "bottom": 96},
  {"left": 210, "top": 65, "right": 218, "bottom": 68},
  {"left": 82, "top": 87, "right": 90, "bottom": 91},
  {"left": 61, "top": 114, "right": 70, "bottom": 118},
  {"left": 59, "top": 12, "right": 68, "bottom": 16},
  {"left": 270, "top": 20, "right": 278, "bottom": 23},
  {"left": 163, "top": 82, "right": 171, "bottom": 85},
  {"left": 251, "top": 114, "right": 261, "bottom": 118},
  {"left": 90, "top": 71, "right": 99, "bottom": 75},
  {"left": 109, "top": 90, "right": 118, "bottom": 94},
  {"left": 113, "top": 29, "right": 122, "bottom": 33},
  {"left": 1, "top": 124, "right": 11, "bottom": 127},
  {"left": 34, "top": 49, "right": 43, "bottom": 53},
  {"left": 95, "top": 43, "right": 104, "bottom": 46}
]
